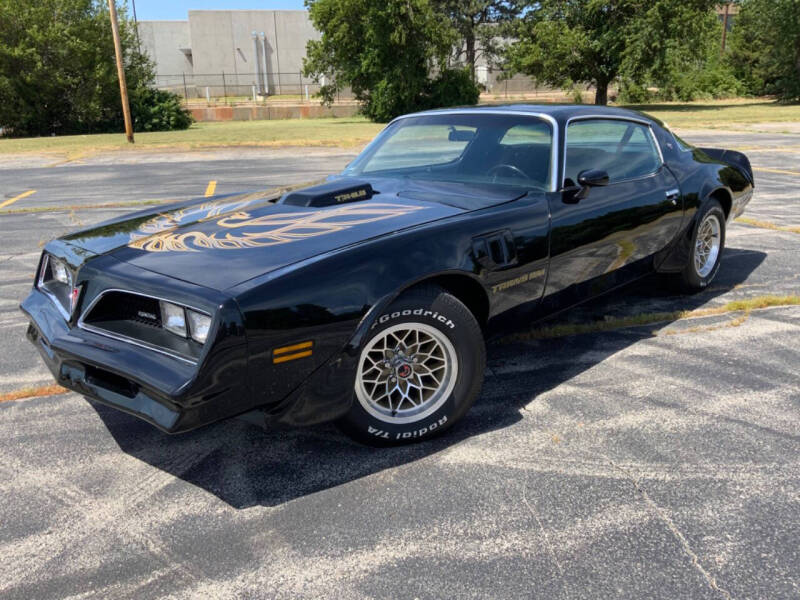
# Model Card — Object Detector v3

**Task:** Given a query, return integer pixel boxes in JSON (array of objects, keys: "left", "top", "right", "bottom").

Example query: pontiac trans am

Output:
[{"left": 21, "top": 105, "right": 753, "bottom": 445}]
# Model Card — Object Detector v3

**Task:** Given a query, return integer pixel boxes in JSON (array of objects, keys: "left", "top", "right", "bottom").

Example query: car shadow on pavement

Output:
[{"left": 90, "top": 247, "right": 765, "bottom": 509}]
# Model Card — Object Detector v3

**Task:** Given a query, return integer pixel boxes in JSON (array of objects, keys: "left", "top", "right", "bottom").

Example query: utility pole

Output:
[
  {"left": 108, "top": 0, "right": 134, "bottom": 143},
  {"left": 130, "top": 0, "right": 142, "bottom": 54},
  {"left": 720, "top": 3, "right": 730, "bottom": 54}
]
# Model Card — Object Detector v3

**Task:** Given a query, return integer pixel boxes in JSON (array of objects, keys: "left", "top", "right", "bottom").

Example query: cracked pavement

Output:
[{"left": 0, "top": 130, "right": 798, "bottom": 599}]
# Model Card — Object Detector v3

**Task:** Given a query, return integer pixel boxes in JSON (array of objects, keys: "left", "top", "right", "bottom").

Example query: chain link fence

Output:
[
  {"left": 482, "top": 71, "right": 599, "bottom": 102},
  {"left": 155, "top": 71, "right": 597, "bottom": 106},
  {"left": 155, "top": 72, "right": 356, "bottom": 106}
]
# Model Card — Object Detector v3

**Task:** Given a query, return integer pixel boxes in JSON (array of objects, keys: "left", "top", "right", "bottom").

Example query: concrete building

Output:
[
  {"left": 138, "top": 20, "right": 193, "bottom": 78},
  {"left": 139, "top": 10, "right": 320, "bottom": 97}
]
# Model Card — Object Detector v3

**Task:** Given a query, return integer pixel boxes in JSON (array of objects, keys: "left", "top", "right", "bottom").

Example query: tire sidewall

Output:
[
  {"left": 341, "top": 289, "right": 484, "bottom": 445},
  {"left": 686, "top": 201, "right": 726, "bottom": 289}
]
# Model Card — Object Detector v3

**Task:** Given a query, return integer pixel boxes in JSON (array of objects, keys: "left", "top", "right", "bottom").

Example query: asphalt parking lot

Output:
[{"left": 1, "top": 129, "right": 798, "bottom": 599}]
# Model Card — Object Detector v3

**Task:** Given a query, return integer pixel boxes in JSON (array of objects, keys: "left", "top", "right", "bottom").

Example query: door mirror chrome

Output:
[
  {"left": 563, "top": 169, "right": 610, "bottom": 203},
  {"left": 577, "top": 169, "right": 610, "bottom": 187}
]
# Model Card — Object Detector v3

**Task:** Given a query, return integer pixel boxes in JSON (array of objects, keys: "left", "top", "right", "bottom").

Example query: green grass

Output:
[
  {"left": 623, "top": 97, "right": 800, "bottom": 130},
  {"left": 2, "top": 97, "right": 797, "bottom": 158},
  {"left": 735, "top": 217, "right": 800, "bottom": 234},
  {"left": 0, "top": 117, "right": 384, "bottom": 158}
]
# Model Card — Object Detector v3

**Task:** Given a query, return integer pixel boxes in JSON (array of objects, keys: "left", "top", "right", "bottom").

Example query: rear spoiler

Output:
[{"left": 698, "top": 147, "right": 754, "bottom": 185}]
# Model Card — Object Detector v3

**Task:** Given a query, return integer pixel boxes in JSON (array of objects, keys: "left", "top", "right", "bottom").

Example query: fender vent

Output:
[{"left": 472, "top": 230, "right": 518, "bottom": 270}]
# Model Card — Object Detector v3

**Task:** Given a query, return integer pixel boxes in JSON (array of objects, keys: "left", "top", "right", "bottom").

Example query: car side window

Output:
[{"left": 565, "top": 119, "right": 661, "bottom": 186}]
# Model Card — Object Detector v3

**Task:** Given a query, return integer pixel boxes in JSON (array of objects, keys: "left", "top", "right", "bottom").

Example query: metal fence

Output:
[
  {"left": 482, "top": 71, "right": 599, "bottom": 100},
  {"left": 154, "top": 72, "right": 356, "bottom": 104},
  {"left": 154, "top": 70, "right": 595, "bottom": 105}
]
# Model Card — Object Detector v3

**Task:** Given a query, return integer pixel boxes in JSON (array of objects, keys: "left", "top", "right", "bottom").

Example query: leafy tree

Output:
[
  {"left": 435, "top": 1, "right": 519, "bottom": 80},
  {"left": 131, "top": 87, "right": 193, "bottom": 132},
  {"left": 304, "top": 0, "right": 479, "bottom": 121},
  {"left": 727, "top": 0, "right": 800, "bottom": 100},
  {"left": 425, "top": 66, "right": 481, "bottom": 107},
  {"left": 0, "top": 0, "right": 190, "bottom": 136},
  {"left": 503, "top": 0, "right": 720, "bottom": 105},
  {"left": 620, "top": 9, "right": 742, "bottom": 102}
]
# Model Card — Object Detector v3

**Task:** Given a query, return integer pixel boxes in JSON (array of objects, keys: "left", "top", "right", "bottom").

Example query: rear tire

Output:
[
  {"left": 680, "top": 200, "right": 726, "bottom": 292},
  {"left": 338, "top": 285, "right": 485, "bottom": 446}
]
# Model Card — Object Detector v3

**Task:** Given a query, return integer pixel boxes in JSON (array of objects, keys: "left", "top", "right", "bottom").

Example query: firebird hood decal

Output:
[
  {"left": 128, "top": 202, "right": 426, "bottom": 252},
  {"left": 59, "top": 178, "right": 520, "bottom": 290}
]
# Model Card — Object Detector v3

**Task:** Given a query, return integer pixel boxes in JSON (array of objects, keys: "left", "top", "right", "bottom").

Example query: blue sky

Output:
[{"left": 130, "top": 1, "right": 307, "bottom": 21}]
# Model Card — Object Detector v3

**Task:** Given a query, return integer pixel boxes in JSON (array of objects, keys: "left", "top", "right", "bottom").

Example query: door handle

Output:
[{"left": 665, "top": 188, "right": 680, "bottom": 205}]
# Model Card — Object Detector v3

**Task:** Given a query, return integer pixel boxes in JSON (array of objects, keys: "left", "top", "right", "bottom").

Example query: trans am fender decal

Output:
[{"left": 128, "top": 202, "right": 426, "bottom": 252}]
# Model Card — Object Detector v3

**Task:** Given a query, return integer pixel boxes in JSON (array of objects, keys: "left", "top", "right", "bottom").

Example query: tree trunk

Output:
[
  {"left": 795, "top": 38, "right": 800, "bottom": 92},
  {"left": 465, "top": 31, "right": 476, "bottom": 82},
  {"left": 594, "top": 80, "right": 608, "bottom": 105}
]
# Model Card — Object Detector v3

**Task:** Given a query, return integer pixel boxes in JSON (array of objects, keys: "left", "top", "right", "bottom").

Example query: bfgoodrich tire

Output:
[
  {"left": 338, "top": 285, "right": 485, "bottom": 446},
  {"left": 681, "top": 199, "right": 726, "bottom": 292}
]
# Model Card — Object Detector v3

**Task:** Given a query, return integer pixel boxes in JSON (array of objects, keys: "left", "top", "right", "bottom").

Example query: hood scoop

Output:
[{"left": 280, "top": 179, "right": 377, "bottom": 207}]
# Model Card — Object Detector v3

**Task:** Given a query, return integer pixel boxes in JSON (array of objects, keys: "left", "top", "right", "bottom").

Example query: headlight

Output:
[
  {"left": 39, "top": 254, "right": 77, "bottom": 318},
  {"left": 52, "top": 259, "right": 70, "bottom": 284},
  {"left": 160, "top": 300, "right": 187, "bottom": 337},
  {"left": 159, "top": 300, "right": 212, "bottom": 344},
  {"left": 186, "top": 309, "right": 211, "bottom": 344}
]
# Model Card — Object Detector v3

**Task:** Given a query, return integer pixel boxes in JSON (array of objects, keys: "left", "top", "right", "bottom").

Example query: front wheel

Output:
[
  {"left": 680, "top": 200, "right": 726, "bottom": 292},
  {"left": 338, "top": 285, "right": 485, "bottom": 446}
]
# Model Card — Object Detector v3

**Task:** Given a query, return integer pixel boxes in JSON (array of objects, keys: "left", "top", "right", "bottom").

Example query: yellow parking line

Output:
[
  {"left": 731, "top": 146, "right": 800, "bottom": 153},
  {"left": 753, "top": 167, "right": 800, "bottom": 177},
  {"left": 0, "top": 189, "right": 36, "bottom": 209},
  {"left": 0, "top": 384, "right": 67, "bottom": 403},
  {"left": 204, "top": 180, "right": 217, "bottom": 197}
]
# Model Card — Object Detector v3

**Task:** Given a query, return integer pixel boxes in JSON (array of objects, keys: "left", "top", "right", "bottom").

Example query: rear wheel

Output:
[
  {"left": 681, "top": 200, "right": 726, "bottom": 292},
  {"left": 338, "top": 285, "right": 485, "bottom": 446}
]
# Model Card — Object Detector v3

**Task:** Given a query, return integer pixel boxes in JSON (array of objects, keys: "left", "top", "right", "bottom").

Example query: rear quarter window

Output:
[{"left": 671, "top": 132, "right": 693, "bottom": 152}]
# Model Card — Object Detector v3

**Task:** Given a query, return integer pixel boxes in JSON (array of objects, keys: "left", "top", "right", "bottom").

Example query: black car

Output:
[{"left": 21, "top": 105, "right": 753, "bottom": 445}]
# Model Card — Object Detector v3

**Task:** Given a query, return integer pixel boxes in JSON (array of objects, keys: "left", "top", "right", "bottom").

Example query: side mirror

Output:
[
  {"left": 563, "top": 169, "right": 610, "bottom": 202},
  {"left": 448, "top": 127, "right": 475, "bottom": 142},
  {"left": 577, "top": 169, "right": 610, "bottom": 187}
]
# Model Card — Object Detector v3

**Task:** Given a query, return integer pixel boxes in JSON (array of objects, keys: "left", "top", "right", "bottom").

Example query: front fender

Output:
[
  {"left": 230, "top": 193, "right": 550, "bottom": 423},
  {"left": 230, "top": 218, "right": 485, "bottom": 417}
]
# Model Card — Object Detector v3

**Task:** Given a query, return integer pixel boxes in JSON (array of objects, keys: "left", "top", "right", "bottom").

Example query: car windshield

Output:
[{"left": 342, "top": 113, "right": 554, "bottom": 191}]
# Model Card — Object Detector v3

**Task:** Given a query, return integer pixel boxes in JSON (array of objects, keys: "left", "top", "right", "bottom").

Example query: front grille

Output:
[
  {"left": 85, "top": 291, "right": 162, "bottom": 328},
  {"left": 80, "top": 290, "right": 202, "bottom": 363}
]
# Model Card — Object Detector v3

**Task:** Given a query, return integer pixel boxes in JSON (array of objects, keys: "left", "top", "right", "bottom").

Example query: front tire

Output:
[
  {"left": 338, "top": 285, "right": 485, "bottom": 446},
  {"left": 681, "top": 200, "right": 726, "bottom": 292}
]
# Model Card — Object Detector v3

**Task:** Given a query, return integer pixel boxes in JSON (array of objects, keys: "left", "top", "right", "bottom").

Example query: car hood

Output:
[{"left": 62, "top": 178, "right": 525, "bottom": 290}]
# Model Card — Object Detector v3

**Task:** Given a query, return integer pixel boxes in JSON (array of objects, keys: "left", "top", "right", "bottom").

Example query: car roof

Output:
[{"left": 400, "top": 104, "right": 659, "bottom": 126}]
